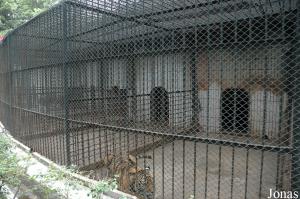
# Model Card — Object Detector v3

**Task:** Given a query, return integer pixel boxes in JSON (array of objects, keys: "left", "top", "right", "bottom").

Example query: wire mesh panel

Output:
[{"left": 1, "top": 0, "right": 300, "bottom": 198}]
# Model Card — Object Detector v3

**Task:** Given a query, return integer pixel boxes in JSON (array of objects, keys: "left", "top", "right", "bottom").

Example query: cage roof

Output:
[
  {"left": 64, "top": 0, "right": 297, "bottom": 46},
  {"left": 1, "top": 0, "right": 297, "bottom": 49}
]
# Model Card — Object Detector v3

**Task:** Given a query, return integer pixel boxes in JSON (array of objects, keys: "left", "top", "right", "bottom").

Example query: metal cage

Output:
[{"left": 1, "top": 0, "right": 300, "bottom": 198}]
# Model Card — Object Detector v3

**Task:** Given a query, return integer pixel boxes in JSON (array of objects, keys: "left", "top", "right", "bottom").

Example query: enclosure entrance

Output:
[
  {"left": 221, "top": 88, "right": 249, "bottom": 133},
  {"left": 150, "top": 87, "right": 169, "bottom": 124}
]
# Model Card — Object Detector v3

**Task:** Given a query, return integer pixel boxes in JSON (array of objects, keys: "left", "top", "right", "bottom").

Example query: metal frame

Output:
[{"left": 0, "top": 0, "right": 299, "bottom": 198}]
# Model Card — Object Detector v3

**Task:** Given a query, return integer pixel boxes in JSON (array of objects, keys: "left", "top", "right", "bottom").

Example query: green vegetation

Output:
[
  {"left": 0, "top": 134, "right": 25, "bottom": 198},
  {"left": 0, "top": 134, "right": 125, "bottom": 199},
  {"left": 0, "top": 134, "right": 55, "bottom": 198},
  {"left": 89, "top": 177, "right": 118, "bottom": 199},
  {"left": 0, "top": 0, "right": 58, "bottom": 35},
  {"left": 31, "top": 164, "right": 82, "bottom": 198}
]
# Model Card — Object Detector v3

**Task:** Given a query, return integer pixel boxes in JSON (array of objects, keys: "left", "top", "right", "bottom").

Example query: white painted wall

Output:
[
  {"left": 77, "top": 46, "right": 288, "bottom": 137},
  {"left": 135, "top": 53, "right": 193, "bottom": 127},
  {"left": 80, "top": 56, "right": 193, "bottom": 127},
  {"left": 104, "top": 59, "right": 128, "bottom": 89},
  {"left": 198, "top": 82, "right": 221, "bottom": 133},
  {"left": 197, "top": 46, "right": 287, "bottom": 138},
  {"left": 250, "top": 91, "right": 287, "bottom": 138}
]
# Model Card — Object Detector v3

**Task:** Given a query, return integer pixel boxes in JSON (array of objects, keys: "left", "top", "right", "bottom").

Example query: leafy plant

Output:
[
  {"left": 89, "top": 177, "right": 118, "bottom": 199},
  {"left": 0, "top": 134, "right": 24, "bottom": 196},
  {"left": 0, "top": 134, "right": 123, "bottom": 199},
  {"left": 0, "top": 0, "right": 59, "bottom": 35},
  {"left": 0, "top": 134, "right": 45, "bottom": 198},
  {"left": 30, "top": 164, "right": 81, "bottom": 199}
]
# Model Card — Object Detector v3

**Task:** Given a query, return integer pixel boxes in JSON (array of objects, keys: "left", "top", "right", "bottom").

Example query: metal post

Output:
[
  {"left": 7, "top": 37, "right": 13, "bottom": 133},
  {"left": 63, "top": 2, "right": 71, "bottom": 166},
  {"left": 292, "top": 0, "right": 300, "bottom": 192},
  {"left": 128, "top": 57, "right": 137, "bottom": 123},
  {"left": 191, "top": 49, "right": 198, "bottom": 126}
]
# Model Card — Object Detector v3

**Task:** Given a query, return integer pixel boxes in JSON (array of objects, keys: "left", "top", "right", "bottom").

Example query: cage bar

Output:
[{"left": 0, "top": 0, "right": 300, "bottom": 198}]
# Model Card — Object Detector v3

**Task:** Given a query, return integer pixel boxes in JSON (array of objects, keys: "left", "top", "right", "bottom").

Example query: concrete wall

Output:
[
  {"left": 135, "top": 53, "right": 193, "bottom": 127},
  {"left": 197, "top": 46, "right": 287, "bottom": 138},
  {"left": 78, "top": 55, "right": 193, "bottom": 128},
  {"left": 69, "top": 46, "right": 288, "bottom": 137}
]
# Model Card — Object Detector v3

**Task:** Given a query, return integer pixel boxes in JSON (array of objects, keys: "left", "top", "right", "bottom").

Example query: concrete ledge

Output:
[{"left": 5, "top": 132, "right": 137, "bottom": 199}]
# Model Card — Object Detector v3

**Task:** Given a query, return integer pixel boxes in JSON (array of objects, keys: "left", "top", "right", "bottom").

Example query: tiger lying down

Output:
[{"left": 103, "top": 154, "right": 154, "bottom": 199}]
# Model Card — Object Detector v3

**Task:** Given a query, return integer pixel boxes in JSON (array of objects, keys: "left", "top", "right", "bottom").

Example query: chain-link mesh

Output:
[{"left": 0, "top": 0, "right": 300, "bottom": 198}]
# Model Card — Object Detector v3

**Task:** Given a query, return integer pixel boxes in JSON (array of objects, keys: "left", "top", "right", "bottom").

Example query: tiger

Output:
[{"left": 103, "top": 154, "right": 154, "bottom": 199}]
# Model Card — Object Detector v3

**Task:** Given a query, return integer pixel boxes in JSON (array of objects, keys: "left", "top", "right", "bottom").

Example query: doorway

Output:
[
  {"left": 221, "top": 88, "right": 249, "bottom": 133},
  {"left": 150, "top": 87, "right": 169, "bottom": 124}
]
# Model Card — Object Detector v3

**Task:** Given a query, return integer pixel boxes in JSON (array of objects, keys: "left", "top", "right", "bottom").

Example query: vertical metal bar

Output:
[
  {"left": 92, "top": 125, "right": 96, "bottom": 163},
  {"left": 152, "top": 134, "right": 156, "bottom": 199},
  {"left": 63, "top": 2, "right": 71, "bottom": 166},
  {"left": 259, "top": 13, "right": 269, "bottom": 199},
  {"left": 217, "top": 145, "right": 222, "bottom": 199},
  {"left": 7, "top": 37, "right": 13, "bottom": 133},
  {"left": 191, "top": 48, "right": 197, "bottom": 126},
  {"left": 87, "top": 128, "right": 91, "bottom": 165},
  {"left": 230, "top": 146, "right": 235, "bottom": 199},
  {"left": 218, "top": 17, "right": 224, "bottom": 199},
  {"left": 292, "top": 0, "right": 300, "bottom": 192},
  {"left": 193, "top": 140, "right": 197, "bottom": 198},
  {"left": 230, "top": 3, "right": 238, "bottom": 198},
  {"left": 134, "top": 133, "right": 138, "bottom": 194},
  {"left": 143, "top": 133, "right": 146, "bottom": 167},
  {"left": 162, "top": 136, "right": 165, "bottom": 199},
  {"left": 275, "top": 153, "right": 281, "bottom": 190},
  {"left": 244, "top": 148, "right": 249, "bottom": 199},
  {"left": 182, "top": 140, "right": 185, "bottom": 199},
  {"left": 172, "top": 140, "right": 175, "bottom": 199},
  {"left": 128, "top": 57, "right": 137, "bottom": 124},
  {"left": 99, "top": 127, "right": 102, "bottom": 161},
  {"left": 204, "top": 20, "right": 211, "bottom": 199}
]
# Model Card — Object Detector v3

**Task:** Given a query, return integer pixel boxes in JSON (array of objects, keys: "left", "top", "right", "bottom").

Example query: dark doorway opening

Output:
[
  {"left": 150, "top": 87, "right": 169, "bottom": 124},
  {"left": 221, "top": 88, "right": 249, "bottom": 133}
]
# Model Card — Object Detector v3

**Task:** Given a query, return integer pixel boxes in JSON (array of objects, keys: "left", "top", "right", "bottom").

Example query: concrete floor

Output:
[
  {"left": 136, "top": 140, "right": 290, "bottom": 199},
  {"left": 77, "top": 134, "right": 290, "bottom": 199},
  {"left": 19, "top": 124, "right": 290, "bottom": 199}
]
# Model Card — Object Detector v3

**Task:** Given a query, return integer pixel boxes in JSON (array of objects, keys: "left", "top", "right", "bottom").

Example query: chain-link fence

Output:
[{"left": 1, "top": 0, "right": 300, "bottom": 198}]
